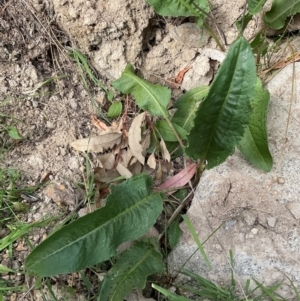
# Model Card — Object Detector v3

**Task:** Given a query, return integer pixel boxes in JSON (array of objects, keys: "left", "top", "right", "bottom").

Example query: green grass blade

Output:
[
  {"left": 182, "top": 215, "right": 211, "bottom": 270},
  {"left": 0, "top": 216, "right": 59, "bottom": 252},
  {"left": 152, "top": 284, "right": 192, "bottom": 301}
]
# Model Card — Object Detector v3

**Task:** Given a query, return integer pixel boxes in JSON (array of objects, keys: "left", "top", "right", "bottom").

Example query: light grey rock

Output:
[
  {"left": 169, "top": 63, "right": 300, "bottom": 295},
  {"left": 267, "top": 217, "right": 277, "bottom": 227}
]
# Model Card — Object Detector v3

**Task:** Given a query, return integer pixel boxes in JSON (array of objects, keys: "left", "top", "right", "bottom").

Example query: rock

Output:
[
  {"left": 169, "top": 63, "right": 300, "bottom": 293},
  {"left": 45, "top": 183, "right": 76, "bottom": 207},
  {"left": 286, "top": 203, "right": 300, "bottom": 220},
  {"left": 267, "top": 217, "right": 277, "bottom": 228},
  {"left": 251, "top": 228, "right": 258, "bottom": 235}
]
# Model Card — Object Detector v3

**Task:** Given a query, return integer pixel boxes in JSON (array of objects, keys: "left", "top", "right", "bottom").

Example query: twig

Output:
[
  {"left": 158, "top": 189, "right": 195, "bottom": 241},
  {"left": 0, "top": 0, "right": 14, "bottom": 15}
]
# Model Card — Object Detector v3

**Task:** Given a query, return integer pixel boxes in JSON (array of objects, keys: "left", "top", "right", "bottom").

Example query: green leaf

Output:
[
  {"left": 7, "top": 126, "right": 22, "bottom": 140},
  {"left": 145, "top": 0, "right": 210, "bottom": 26},
  {"left": 112, "top": 63, "right": 170, "bottom": 117},
  {"left": 155, "top": 120, "right": 188, "bottom": 142},
  {"left": 165, "top": 141, "right": 183, "bottom": 158},
  {"left": 247, "top": 0, "right": 267, "bottom": 14},
  {"left": 0, "top": 265, "right": 15, "bottom": 274},
  {"left": 98, "top": 241, "right": 164, "bottom": 301},
  {"left": 250, "top": 32, "right": 268, "bottom": 57},
  {"left": 168, "top": 217, "right": 182, "bottom": 248},
  {"left": 107, "top": 101, "right": 122, "bottom": 118},
  {"left": 25, "top": 174, "right": 163, "bottom": 277},
  {"left": 264, "top": 0, "right": 300, "bottom": 30},
  {"left": 172, "top": 86, "right": 209, "bottom": 133},
  {"left": 185, "top": 37, "right": 256, "bottom": 169},
  {"left": 238, "top": 79, "right": 272, "bottom": 172},
  {"left": 165, "top": 87, "right": 209, "bottom": 157}
]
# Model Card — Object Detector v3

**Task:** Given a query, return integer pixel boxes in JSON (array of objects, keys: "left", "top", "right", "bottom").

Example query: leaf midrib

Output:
[
  {"left": 28, "top": 192, "right": 159, "bottom": 270},
  {"left": 110, "top": 247, "right": 154, "bottom": 300},
  {"left": 203, "top": 39, "right": 244, "bottom": 160},
  {"left": 127, "top": 73, "right": 168, "bottom": 118}
]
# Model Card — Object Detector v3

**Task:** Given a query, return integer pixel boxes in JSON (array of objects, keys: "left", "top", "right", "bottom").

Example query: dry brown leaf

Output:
[
  {"left": 156, "top": 162, "right": 197, "bottom": 194},
  {"left": 113, "top": 137, "right": 129, "bottom": 155},
  {"left": 128, "top": 161, "right": 142, "bottom": 175},
  {"left": 128, "top": 112, "right": 146, "bottom": 165},
  {"left": 98, "top": 153, "right": 115, "bottom": 170},
  {"left": 141, "top": 132, "right": 151, "bottom": 156},
  {"left": 94, "top": 167, "right": 120, "bottom": 183},
  {"left": 116, "top": 162, "right": 132, "bottom": 178},
  {"left": 91, "top": 115, "right": 123, "bottom": 134},
  {"left": 160, "top": 139, "right": 171, "bottom": 162},
  {"left": 156, "top": 160, "right": 163, "bottom": 181},
  {"left": 147, "top": 152, "right": 156, "bottom": 169},
  {"left": 120, "top": 149, "right": 133, "bottom": 167},
  {"left": 91, "top": 115, "right": 108, "bottom": 131},
  {"left": 70, "top": 133, "right": 122, "bottom": 153}
]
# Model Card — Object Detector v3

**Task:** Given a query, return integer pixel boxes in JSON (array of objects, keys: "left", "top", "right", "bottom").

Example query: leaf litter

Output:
[{"left": 71, "top": 77, "right": 197, "bottom": 200}]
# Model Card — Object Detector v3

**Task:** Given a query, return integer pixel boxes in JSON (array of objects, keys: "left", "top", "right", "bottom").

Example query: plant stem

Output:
[
  {"left": 203, "top": 22, "right": 225, "bottom": 52},
  {"left": 158, "top": 189, "right": 194, "bottom": 241},
  {"left": 193, "top": 159, "right": 206, "bottom": 186},
  {"left": 165, "top": 117, "right": 185, "bottom": 150}
]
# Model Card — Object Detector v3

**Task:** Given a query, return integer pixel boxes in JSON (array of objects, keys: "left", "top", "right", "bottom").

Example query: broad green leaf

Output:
[
  {"left": 264, "top": 0, "right": 300, "bottom": 29},
  {"left": 168, "top": 217, "right": 182, "bottom": 248},
  {"left": 112, "top": 63, "right": 170, "bottom": 117},
  {"left": 7, "top": 126, "right": 22, "bottom": 140},
  {"left": 172, "top": 86, "right": 209, "bottom": 133},
  {"left": 107, "top": 101, "right": 122, "bottom": 118},
  {"left": 25, "top": 174, "right": 163, "bottom": 277},
  {"left": 247, "top": 0, "right": 267, "bottom": 14},
  {"left": 98, "top": 241, "right": 164, "bottom": 301},
  {"left": 185, "top": 37, "right": 256, "bottom": 169},
  {"left": 155, "top": 120, "right": 188, "bottom": 142},
  {"left": 145, "top": 0, "right": 210, "bottom": 26},
  {"left": 238, "top": 79, "right": 272, "bottom": 172},
  {"left": 166, "top": 86, "right": 209, "bottom": 157}
]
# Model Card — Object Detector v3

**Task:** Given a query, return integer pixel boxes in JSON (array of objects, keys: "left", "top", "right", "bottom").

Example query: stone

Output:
[
  {"left": 251, "top": 228, "right": 258, "bottom": 235},
  {"left": 286, "top": 203, "right": 300, "bottom": 220},
  {"left": 267, "top": 217, "right": 277, "bottom": 228},
  {"left": 45, "top": 183, "right": 75, "bottom": 207},
  {"left": 169, "top": 63, "right": 300, "bottom": 293}
]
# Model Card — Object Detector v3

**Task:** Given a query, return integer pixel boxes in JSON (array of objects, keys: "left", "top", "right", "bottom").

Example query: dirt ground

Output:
[{"left": 1, "top": 0, "right": 299, "bottom": 300}]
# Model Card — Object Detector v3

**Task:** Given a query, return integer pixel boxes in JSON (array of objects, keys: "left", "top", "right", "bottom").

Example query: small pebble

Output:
[
  {"left": 267, "top": 217, "right": 277, "bottom": 228},
  {"left": 277, "top": 177, "right": 285, "bottom": 184},
  {"left": 251, "top": 228, "right": 258, "bottom": 235}
]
